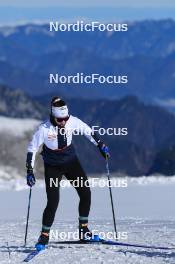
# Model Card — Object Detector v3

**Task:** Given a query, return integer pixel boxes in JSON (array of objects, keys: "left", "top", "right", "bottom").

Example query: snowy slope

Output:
[
  {"left": 0, "top": 116, "right": 175, "bottom": 263},
  {"left": 0, "top": 177, "right": 175, "bottom": 263},
  {"left": 1, "top": 219, "right": 175, "bottom": 264}
]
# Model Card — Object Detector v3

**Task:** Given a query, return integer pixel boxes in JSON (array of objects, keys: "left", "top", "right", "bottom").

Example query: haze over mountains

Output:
[
  {"left": 0, "top": 19, "right": 175, "bottom": 176},
  {"left": 0, "top": 19, "right": 175, "bottom": 107},
  {"left": 0, "top": 84, "right": 175, "bottom": 176}
]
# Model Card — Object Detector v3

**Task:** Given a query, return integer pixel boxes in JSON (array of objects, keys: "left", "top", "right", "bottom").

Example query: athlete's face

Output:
[
  {"left": 55, "top": 119, "right": 66, "bottom": 127},
  {"left": 54, "top": 116, "right": 69, "bottom": 127}
]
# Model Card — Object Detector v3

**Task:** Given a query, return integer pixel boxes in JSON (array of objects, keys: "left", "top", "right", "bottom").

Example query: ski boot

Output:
[
  {"left": 79, "top": 223, "right": 92, "bottom": 241},
  {"left": 35, "top": 232, "right": 49, "bottom": 251},
  {"left": 79, "top": 224, "right": 103, "bottom": 242}
]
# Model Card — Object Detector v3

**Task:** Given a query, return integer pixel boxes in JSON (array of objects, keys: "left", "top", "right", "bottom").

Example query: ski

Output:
[
  {"left": 53, "top": 239, "right": 175, "bottom": 251},
  {"left": 23, "top": 238, "right": 175, "bottom": 262},
  {"left": 23, "top": 246, "right": 46, "bottom": 262},
  {"left": 23, "top": 250, "right": 41, "bottom": 262},
  {"left": 101, "top": 240, "right": 175, "bottom": 250}
]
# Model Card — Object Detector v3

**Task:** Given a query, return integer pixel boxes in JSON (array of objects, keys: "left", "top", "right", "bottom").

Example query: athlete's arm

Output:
[
  {"left": 75, "top": 118, "right": 110, "bottom": 159},
  {"left": 75, "top": 118, "right": 98, "bottom": 145},
  {"left": 26, "top": 124, "right": 45, "bottom": 171}
]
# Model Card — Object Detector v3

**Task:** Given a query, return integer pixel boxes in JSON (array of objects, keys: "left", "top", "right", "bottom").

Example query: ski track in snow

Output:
[
  {"left": 0, "top": 177, "right": 175, "bottom": 263},
  {"left": 0, "top": 219, "right": 175, "bottom": 264}
]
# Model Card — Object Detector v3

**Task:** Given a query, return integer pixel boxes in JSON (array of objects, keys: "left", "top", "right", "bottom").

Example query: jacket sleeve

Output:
[
  {"left": 26, "top": 124, "right": 45, "bottom": 169},
  {"left": 75, "top": 118, "right": 99, "bottom": 146}
]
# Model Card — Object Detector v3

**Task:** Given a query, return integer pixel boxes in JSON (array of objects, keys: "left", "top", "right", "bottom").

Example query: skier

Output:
[{"left": 26, "top": 96, "right": 109, "bottom": 247}]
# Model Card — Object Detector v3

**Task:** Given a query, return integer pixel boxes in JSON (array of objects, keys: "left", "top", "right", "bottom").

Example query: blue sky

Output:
[
  {"left": 0, "top": 1, "right": 175, "bottom": 24},
  {"left": 1, "top": 0, "right": 175, "bottom": 7}
]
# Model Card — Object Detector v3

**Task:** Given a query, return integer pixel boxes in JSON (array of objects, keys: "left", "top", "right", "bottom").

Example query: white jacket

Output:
[{"left": 27, "top": 115, "right": 98, "bottom": 167}]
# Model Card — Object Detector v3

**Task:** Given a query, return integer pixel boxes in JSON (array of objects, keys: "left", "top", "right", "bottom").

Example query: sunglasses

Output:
[{"left": 55, "top": 116, "right": 69, "bottom": 123}]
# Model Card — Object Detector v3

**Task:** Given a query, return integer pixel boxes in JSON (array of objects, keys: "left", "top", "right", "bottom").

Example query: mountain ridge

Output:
[
  {"left": 0, "top": 19, "right": 175, "bottom": 103},
  {"left": 0, "top": 84, "right": 175, "bottom": 176}
]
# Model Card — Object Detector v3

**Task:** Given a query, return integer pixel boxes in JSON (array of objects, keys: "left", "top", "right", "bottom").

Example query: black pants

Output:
[{"left": 42, "top": 158, "right": 91, "bottom": 227}]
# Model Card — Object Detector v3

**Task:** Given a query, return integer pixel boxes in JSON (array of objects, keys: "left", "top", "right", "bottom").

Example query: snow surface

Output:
[
  {"left": 0, "top": 115, "right": 174, "bottom": 263},
  {"left": 0, "top": 176, "right": 175, "bottom": 263}
]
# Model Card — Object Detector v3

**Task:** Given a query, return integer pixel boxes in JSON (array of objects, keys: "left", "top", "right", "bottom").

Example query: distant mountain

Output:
[
  {"left": 0, "top": 19, "right": 175, "bottom": 60},
  {"left": 34, "top": 52, "right": 175, "bottom": 101},
  {"left": 147, "top": 132, "right": 175, "bottom": 175},
  {"left": 0, "top": 61, "right": 50, "bottom": 95},
  {"left": 147, "top": 146, "right": 175, "bottom": 176},
  {"left": 62, "top": 96, "right": 175, "bottom": 176},
  {"left": 1, "top": 86, "right": 174, "bottom": 176},
  {"left": 0, "top": 20, "right": 175, "bottom": 104},
  {"left": 0, "top": 84, "right": 46, "bottom": 119}
]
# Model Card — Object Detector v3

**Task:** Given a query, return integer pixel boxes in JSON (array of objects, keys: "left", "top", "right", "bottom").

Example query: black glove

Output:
[
  {"left": 26, "top": 163, "right": 36, "bottom": 187},
  {"left": 26, "top": 170, "right": 36, "bottom": 187},
  {"left": 26, "top": 152, "right": 36, "bottom": 187},
  {"left": 98, "top": 141, "right": 110, "bottom": 159}
]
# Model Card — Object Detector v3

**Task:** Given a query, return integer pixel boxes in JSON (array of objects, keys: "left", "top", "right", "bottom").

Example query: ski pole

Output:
[
  {"left": 106, "top": 158, "right": 118, "bottom": 240},
  {"left": 24, "top": 187, "right": 32, "bottom": 247}
]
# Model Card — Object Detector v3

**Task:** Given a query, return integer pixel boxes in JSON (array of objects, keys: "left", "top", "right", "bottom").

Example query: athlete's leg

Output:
[
  {"left": 42, "top": 163, "right": 63, "bottom": 232},
  {"left": 65, "top": 158, "right": 91, "bottom": 239},
  {"left": 65, "top": 158, "right": 91, "bottom": 218}
]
